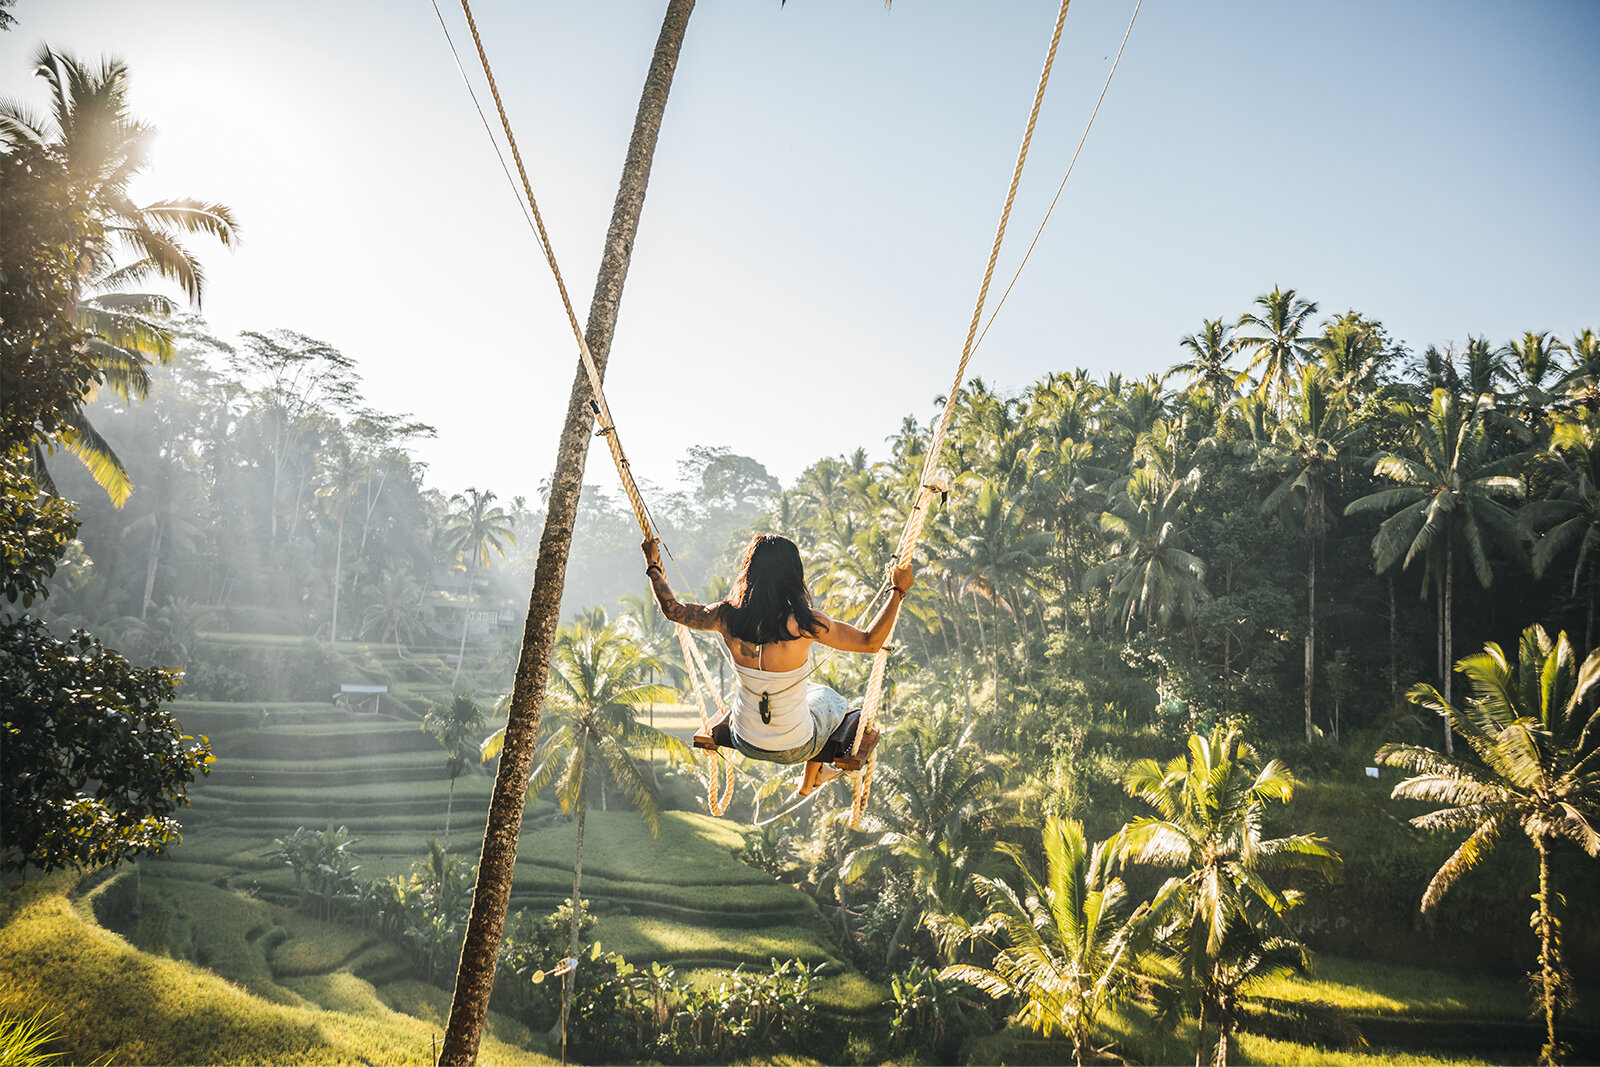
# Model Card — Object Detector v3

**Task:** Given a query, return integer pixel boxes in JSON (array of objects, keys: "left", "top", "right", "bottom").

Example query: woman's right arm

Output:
[{"left": 643, "top": 538, "right": 722, "bottom": 632}]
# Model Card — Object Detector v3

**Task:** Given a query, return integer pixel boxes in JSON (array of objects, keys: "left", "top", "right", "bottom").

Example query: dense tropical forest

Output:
[{"left": 5, "top": 14, "right": 1600, "bottom": 1067}]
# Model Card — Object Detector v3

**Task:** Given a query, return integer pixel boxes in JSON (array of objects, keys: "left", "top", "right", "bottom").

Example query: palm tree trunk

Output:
[
  {"left": 452, "top": 573, "right": 473, "bottom": 688},
  {"left": 1443, "top": 540, "right": 1455, "bottom": 756},
  {"left": 947, "top": 579, "right": 971, "bottom": 715},
  {"left": 1586, "top": 559, "right": 1595, "bottom": 655},
  {"left": 330, "top": 506, "right": 346, "bottom": 644},
  {"left": 438, "top": 4, "right": 695, "bottom": 1061},
  {"left": 1194, "top": 998, "right": 1208, "bottom": 1067},
  {"left": 444, "top": 775, "right": 455, "bottom": 851},
  {"left": 141, "top": 521, "right": 163, "bottom": 619},
  {"left": 566, "top": 767, "right": 589, "bottom": 1041},
  {"left": 1304, "top": 544, "right": 1315, "bottom": 743},
  {"left": 1388, "top": 572, "right": 1399, "bottom": 697},
  {"left": 1535, "top": 837, "right": 1562, "bottom": 1067}
]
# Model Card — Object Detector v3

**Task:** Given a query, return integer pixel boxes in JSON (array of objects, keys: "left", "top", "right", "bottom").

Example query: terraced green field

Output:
[{"left": 153, "top": 635, "right": 875, "bottom": 1001}]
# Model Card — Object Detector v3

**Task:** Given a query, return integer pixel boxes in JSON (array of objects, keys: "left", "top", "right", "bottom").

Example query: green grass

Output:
[
  {"left": 596, "top": 914, "right": 838, "bottom": 967},
  {"left": 516, "top": 810, "right": 775, "bottom": 887},
  {"left": 1258, "top": 954, "right": 1600, "bottom": 1026},
  {"left": 0, "top": 876, "right": 553, "bottom": 1066}
]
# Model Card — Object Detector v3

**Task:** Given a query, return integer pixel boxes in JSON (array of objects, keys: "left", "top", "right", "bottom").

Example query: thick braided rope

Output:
[
  {"left": 678, "top": 625, "right": 736, "bottom": 815},
  {"left": 455, "top": 0, "right": 653, "bottom": 538},
  {"left": 452, "top": 0, "right": 749, "bottom": 815},
  {"left": 847, "top": 0, "right": 1073, "bottom": 830}
]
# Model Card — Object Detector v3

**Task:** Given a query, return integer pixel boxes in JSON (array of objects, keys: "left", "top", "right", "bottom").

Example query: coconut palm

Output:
[
  {"left": 361, "top": 564, "right": 426, "bottom": 656},
  {"left": 1344, "top": 389, "right": 1527, "bottom": 752},
  {"left": 494, "top": 616, "right": 684, "bottom": 1028},
  {"left": 1, "top": 47, "right": 238, "bottom": 505},
  {"left": 1257, "top": 367, "right": 1359, "bottom": 741},
  {"left": 1084, "top": 462, "right": 1209, "bottom": 636},
  {"left": 1505, "top": 330, "right": 1569, "bottom": 421},
  {"left": 441, "top": 487, "right": 517, "bottom": 686},
  {"left": 1122, "top": 729, "right": 1337, "bottom": 1067},
  {"left": 1527, "top": 410, "right": 1600, "bottom": 650},
  {"left": 1313, "top": 312, "right": 1392, "bottom": 401},
  {"left": 1236, "top": 286, "right": 1318, "bottom": 416},
  {"left": 1377, "top": 625, "right": 1600, "bottom": 1066},
  {"left": 1556, "top": 328, "right": 1598, "bottom": 408},
  {"left": 942, "top": 817, "right": 1145, "bottom": 1065},
  {"left": 423, "top": 691, "right": 490, "bottom": 850},
  {"left": 1167, "top": 317, "right": 1239, "bottom": 411},
  {"left": 935, "top": 479, "right": 1053, "bottom": 698},
  {"left": 840, "top": 722, "right": 1006, "bottom": 965}
]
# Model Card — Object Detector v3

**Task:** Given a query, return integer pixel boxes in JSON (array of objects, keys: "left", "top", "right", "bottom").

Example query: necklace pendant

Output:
[{"left": 759, "top": 692, "right": 771, "bottom": 724}]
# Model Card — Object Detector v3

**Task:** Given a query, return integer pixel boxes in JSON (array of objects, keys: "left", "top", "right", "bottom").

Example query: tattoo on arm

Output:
[{"left": 650, "top": 573, "right": 721, "bottom": 631}]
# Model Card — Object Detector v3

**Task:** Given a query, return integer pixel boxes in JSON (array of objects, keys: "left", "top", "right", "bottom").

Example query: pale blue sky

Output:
[{"left": 4, "top": 1, "right": 1596, "bottom": 501}]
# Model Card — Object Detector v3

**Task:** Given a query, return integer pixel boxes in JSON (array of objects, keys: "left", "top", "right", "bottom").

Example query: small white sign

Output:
[{"left": 1366, "top": 767, "right": 1380, "bottom": 779}]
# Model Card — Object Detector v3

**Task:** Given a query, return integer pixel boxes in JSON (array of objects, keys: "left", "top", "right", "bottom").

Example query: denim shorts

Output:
[{"left": 730, "top": 683, "right": 851, "bottom": 765}]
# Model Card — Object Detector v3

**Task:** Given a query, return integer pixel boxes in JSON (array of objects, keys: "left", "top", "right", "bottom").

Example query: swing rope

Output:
[
  {"left": 843, "top": 0, "right": 1074, "bottom": 829},
  {"left": 435, "top": 0, "right": 1138, "bottom": 828},
  {"left": 441, "top": 0, "right": 735, "bottom": 812}
]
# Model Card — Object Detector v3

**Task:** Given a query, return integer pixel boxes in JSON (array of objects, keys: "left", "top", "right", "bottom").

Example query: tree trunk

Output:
[
  {"left": 1535, "top": 837, "right": 1562, "bottom": 1067},
  {"left": 141, "top": 521, "right": 163, "bottom": 619},
  {"left": 444, "top": 774, "right": 455, "bottom": 851},
  {"left": 330, "top": 505, "right": 346, "bottom": 644},
  {"left": 1304, "top": 543, "right": 1315, "bottom": 743},
  {"left": 947, "top": 578, "right": 971, "bottom": 715},
  {"left": 1388, "top": 572, "right": 1398, "bottom": 697},
  {"left": 452, "top": 569, "right": 474, "bottom": 688},
  {"left": 437, "top": 5, "right": 694, "bottom": 1061},
  {"left": 1443, "top": 539, "right": 1455, "bottom": 756},
  {"left": 565, "top": 771, "right": 589, "bottom": 1038}
]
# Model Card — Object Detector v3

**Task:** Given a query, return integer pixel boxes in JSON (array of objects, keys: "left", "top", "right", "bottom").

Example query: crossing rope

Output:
[{"left": 434, "top": 0, "right": 1142, "bottom": 828}]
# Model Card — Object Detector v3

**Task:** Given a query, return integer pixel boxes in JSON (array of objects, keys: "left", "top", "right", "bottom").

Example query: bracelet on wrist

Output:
[
  {"left": 891, "top": 585, "right": 907, "bottom": 598},
  {"left": 646, "top": 563, "right": 663, "bottom": 576}
]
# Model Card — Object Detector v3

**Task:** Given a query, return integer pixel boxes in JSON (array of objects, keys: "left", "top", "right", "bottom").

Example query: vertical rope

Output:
[
  {"left": 847, "top": 0, "right": 1074, "bottom": 830},
  {"left": 455, "top": 0, "right": 655, "bottom": 539}
]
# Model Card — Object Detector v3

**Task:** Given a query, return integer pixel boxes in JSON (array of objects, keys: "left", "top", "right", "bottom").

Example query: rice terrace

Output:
[{"left": 2, "top": 1, "right": 1598, "bottom": 1065}]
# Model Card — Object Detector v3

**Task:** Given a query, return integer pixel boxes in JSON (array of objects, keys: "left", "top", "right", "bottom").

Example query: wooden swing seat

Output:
[{"left": 693, "top": 708, "right": 879, "bottom": 771}]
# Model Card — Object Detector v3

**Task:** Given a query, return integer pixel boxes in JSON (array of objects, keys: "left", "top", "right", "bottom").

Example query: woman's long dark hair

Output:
[{"left": 722, "top": 534, "right": 824, "bottom": 645}]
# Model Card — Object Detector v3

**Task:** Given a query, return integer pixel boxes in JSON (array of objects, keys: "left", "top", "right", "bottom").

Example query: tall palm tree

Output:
[
  {"left": 1527, "top": 410, "right": 1600, "bottom": 650},
  {"left": 1257, "top": 367, "right": 1359, "bottom": 742},
  {"left": 1377, "top": 626, "right": 1600, "bottom": 1067},
  {"left": 423, "top": 691, "right": 491, "bottom": 850},
  {"left": 1236, "top": 286, "right": 1318, "bottom": 417},
  {"left": 360, "top": 564, "right": 426, "bottom": 656},
  {"left": 1084, "top": 463, "right": 1209, "bottom": 637},
  {"left": 1555, "top": 328, "right": 1598, "bottom": 409},
  {"left": 1, "top": 46, "right": 238, "bottom": 504},
  {"left": 315, "top": 435, "right": 362, "bottom": 644},
  {"left": 1122, "top": 729, "right": 1337, "bottom": 1067},
  {"left": 1313, "top": 312, "right": 1391, "bottom": 402},
  {"left": 1166, "top": 317, "right": 1239, "bottom": 411},
  {"left": 1505, "top": 330, "right": 1569, "bottom": 421},
  {"left": 840, "top": 722, "right": 1006, "bottom": 965},
  {"left": 935, "top": 479, "right": 1053, "bottom": 701},
  {"left": 1344, "top": 389, "right": 1526, "bottom": 753},
  {"left": 942, "top": 818, "right": 1145, "bottom": 1066},
  {"left": 509, "top": 618, "right": 682, "bottom": 1028},
  {"left": 441, "top": 488, "right": 517, "bottom": 687}
]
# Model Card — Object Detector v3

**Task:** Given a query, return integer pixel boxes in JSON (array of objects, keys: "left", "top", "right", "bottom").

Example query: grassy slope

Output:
[{"left": 0, "top": 872, "right": 551, "bottom": 1067}]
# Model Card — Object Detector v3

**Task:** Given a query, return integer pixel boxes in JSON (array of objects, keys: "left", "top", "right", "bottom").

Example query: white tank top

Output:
[{"left": 730, "top": 658, "right": 812, "bottom": 750}]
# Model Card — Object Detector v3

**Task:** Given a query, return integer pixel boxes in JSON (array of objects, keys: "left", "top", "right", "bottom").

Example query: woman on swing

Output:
[{"left": 643, "top": 533, "right": 913, "bottom": 793}]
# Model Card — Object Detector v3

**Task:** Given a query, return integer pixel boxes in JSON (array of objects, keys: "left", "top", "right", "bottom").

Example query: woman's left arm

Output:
[{"left": 643, "top": 539, "right": 722, "bottom": 631}]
